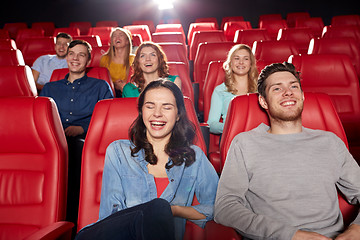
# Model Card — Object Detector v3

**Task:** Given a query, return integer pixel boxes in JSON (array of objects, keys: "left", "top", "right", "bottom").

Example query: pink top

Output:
[{"left": 154, "top": 177, "right": 169, "bottom": 198}]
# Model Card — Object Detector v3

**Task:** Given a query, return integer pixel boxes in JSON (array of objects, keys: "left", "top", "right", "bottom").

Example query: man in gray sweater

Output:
[{"left": 214, "top": 62, "right": 360, "bottom": 240}]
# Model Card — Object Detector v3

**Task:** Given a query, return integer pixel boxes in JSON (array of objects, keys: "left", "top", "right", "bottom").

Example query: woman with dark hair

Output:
[
  {"left": 75, "top": 79, "right": 218, "bottom": 240},
  {"left": 122, "top": 42, "right": 182, "bottom": 97}
]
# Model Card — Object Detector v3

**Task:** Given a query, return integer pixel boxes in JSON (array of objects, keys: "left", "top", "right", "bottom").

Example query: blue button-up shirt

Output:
[
  {"left": 40, "top": 74, "right": 114, "bottom": 133},
  {"left": 99, "top": 140, "right": 219, "bottom": 240}
]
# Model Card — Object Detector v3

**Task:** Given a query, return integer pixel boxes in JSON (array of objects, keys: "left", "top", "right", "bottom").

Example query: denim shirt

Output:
[{"left": 99, "top": 140, "right": 219, "bottom": 240}]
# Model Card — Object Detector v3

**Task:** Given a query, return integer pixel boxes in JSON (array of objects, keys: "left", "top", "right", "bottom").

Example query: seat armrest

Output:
[
  {"left": 205, "top": 221, "right": 242, "bottom": 240},
  {"left": 25, "top": 221, "right": 74, "bottom": 240}
]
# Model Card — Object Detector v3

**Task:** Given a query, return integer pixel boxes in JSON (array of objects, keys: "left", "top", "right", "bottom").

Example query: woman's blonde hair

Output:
[{"left": 223, "top": 44, "right": 258, "bottom": 94}]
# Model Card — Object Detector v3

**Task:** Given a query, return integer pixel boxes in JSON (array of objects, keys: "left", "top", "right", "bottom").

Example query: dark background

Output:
[{"left": 1, "top": 0, "right": 358, "bottom": 33}]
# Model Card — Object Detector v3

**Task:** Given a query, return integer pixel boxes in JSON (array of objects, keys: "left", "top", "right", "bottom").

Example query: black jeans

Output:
[{"left": 75, "top": 198, "right": 175, "bottom": 240}]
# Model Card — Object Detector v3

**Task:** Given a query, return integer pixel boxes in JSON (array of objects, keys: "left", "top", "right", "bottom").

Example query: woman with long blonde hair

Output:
[{"left": 207, "top": 44, "right": 258, "bottom": 134}]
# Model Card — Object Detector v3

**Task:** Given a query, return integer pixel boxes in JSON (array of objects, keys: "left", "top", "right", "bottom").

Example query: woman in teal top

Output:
[
  {"left": 207, "top": 44, "right": 258, "bottom": 134},
  {"left": 123, "top": 42, "right": 182, "bottom": 97}
]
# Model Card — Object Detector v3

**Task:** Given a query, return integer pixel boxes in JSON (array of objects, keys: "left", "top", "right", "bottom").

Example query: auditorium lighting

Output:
[{"left": 154, "top": 0, "right": 174, "bottom": 10}]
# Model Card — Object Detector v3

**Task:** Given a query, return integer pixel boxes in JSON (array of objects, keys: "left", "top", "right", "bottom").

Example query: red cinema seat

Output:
[
  {"left": 16, "top": 28, "right": 44, "bottom": 49},
  {"left": 289, "top": 54, "right": 360, "bottom": 163},
  {"left": 286, "top": 12, "right": 311, "bottom": 28},
  {"left": 234, "top": 29, "right": 271, "bottom": 47},
  {"left": 74, "top": 35, "right": 103, "bottom": 48},
  {"left": 69, "top": 22, "right": 92, "bottom": 36},
  {"left": 190, "top": 30, "right": 226, "bottom": 61},
  {"left": 322, "top": 25, "right": 360, "bottom": 42},
  {"left": 202, "top": 60, "right": 226, "bottom": 172},
  {"left": 0, "top": 30, "right": 10, "bottom": 40},
  {"left": 152, "top": 32, "right": 186, "bottom": 46},
  {"left": 157, "top": 42, "right": 189, "bottom": 72},
  {"left": 3, "top": 22, "right": 28, "bottom": 39},
  {"left": 95, "top": 20, "right": 118, "bottom": 27},
  {"left": 31, "top": 21, "right": 55, "bottom": 36},
  {"left": 223, "top": 21, "right": 252, "bottom": 41},
  {"left": 88, "top": 27, "right": 113, "bottom": 46},
  {"left": 219, "top": 92, "right": 358, "bottom": 227},
  {"left": 88, "top": 45, "right": 110, "bottom": 67},
  {"left": 21, "top": 37, "right": 56, "bottom": 66},
  {"left": 277, "top": 27, "right": 314, "bottom": 54},
  {"left": 0, "top": 96, "right": 73, "bottom": 240},
  {"left": 188, "top": 22, "right": 217, "bottom": 46},
  {"left": 221, "top": 16, "right": 245, "bottom": 30},
  {"left": 331, "top": 15, "right": 360, "bottom": 27},
  {"left": 308, "top": 37, "right": 360, "bottom": 77},
  {"left": 131, "top": 34, "right": 143, "bottom": 48},
  {"left": 0, "top": 49, "right": 25, "bottom": 66},
  {"left": 53, "top": 27, "right": 80, "bottom": 37},
  {"left": 167, "top": 61, "right": 194, "bottom": 102},
  {"left": 50, "top": 67, "right": 115, "bottom": 96},
  {"left": 252, "top": 40, "right": 300, "bottom": 70},
  {"left": 259, "top": 19, "right": 288, "bottom": 40},
  {"left": 258, "top": 13, "right": 283, "bottom": 23},
  {"left": 193, "top": 41, "right": 234, "bottom": 112},
  {"left": 295, "top": 17, "right": 324, "bottom": 38},
  {"left": 195, "top": 17, "right": 219, "bottom": 29},
  {"left": 0, "top": 65, "right": 37, "bottom": 97},
  {"left": 123, "top": 25, "right": 152, "bottom": 42},
  {"left": 155, "top": 24, "right": 186, "bottom": 44},
  {"left": 0, "top": 39, "right": 17, "bottom": 50},
  {"left": 132, "top": 20, "right": 155, "bottom": 34}
]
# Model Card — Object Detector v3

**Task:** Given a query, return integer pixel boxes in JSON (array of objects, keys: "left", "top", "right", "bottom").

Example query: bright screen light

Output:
[{"left": 154, "top": 0, "right": 174, "bottom": 10}]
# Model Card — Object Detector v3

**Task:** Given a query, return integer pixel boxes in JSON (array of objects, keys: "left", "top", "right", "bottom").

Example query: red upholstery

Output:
[
  {"left": 131, "top": 34, "right": 143, "bottom": 47},
  {"left": 187, "top": 22, "right": 217, "bottom": 46},
  {"left": 0, "top": 30, "right": 10, "bottom": 40},
  {"left": 95, "top": 21, "right": 118, "bottom": 28},
  {"left": 88, "top": 27, "right": 113, "bottom": 46},
  {"left": 234, "top": 29, "right": 271, "bottom": 47},
  {"left": 157, "top": 42, "right": 189, "bottom": 71},
  {"left": 21, "top": 37, "right": 56, "bottom": 66},
  {"left": 53, "top": 27, "right": 80, "bottom": 37},
  {"left": 152, "top": 32, "right": 186, "bottom": 46},
  {"left": 223, "top": 21, "right": 252, "bottom": 41},
  {"left": 69, "top": 22, "right": 92, "bottom": 36},
  {"left": 220, "top": 92, "right": 358, "bottom": 226},
  {"left": 259, "top": 19, "right": 288, "bottom": 40},
  {"left": 0, "top": 49, "right": 25, "bottom": 66},
  {"left": 74, "top": 35, "right": 102, "bottom": 48},
  {"left": 258, "top": 13, "right": 283, "bottom": 23},
  {"left": 77, "top": 97, "right": 206, "bottom": 230},
  {"left": 0, "top": 65, "right": 37, "bottom": 97},
  {"left": 286, "top": 12, "right": 311, "bottom": 28},
  {"left": 202, "top": 60, "right": 226, "bottom": 172},
  {"left": 308, "top": 37, "right": 360, "bottom": 77},
  {"left": 132, "top": 20, "right": 155, "bottom": 34},
  {"left": 15, "top": 28, "right": 44, "bottom": 49},
  {"left": 50, "top": 67, "right": 115, "bottom": 96},
  {"left": 189, "top": 30, "right": 226, "bottom": 61},
  {"left": 155, "top": 24, "right": 186, "bottom": 44},
  {"left": 331, "top": 14, "right": 360, "bottom": 27},
  {"left": 221, "top": 16, "right": 245, "bottom": 30},
  {"left": 167, "top": 61, "right": 194, "bottom": 102},
  {"left": 252, "top": 40, "right": 300, "bottom": 69},
  {"left": 88, "top": 45, "right": 109, "bottom": 67},
  {"left": 277, "top": 27, "right": 314, "bottom": 54},
  {"left": 31, "top": 22, "right": 55, "bottom": 36},
  {"left": 0, "top": 96, "right": 73, "bottom": 240},
  {"left": 322, "top": 25, "right": 360, "bottom": 42},
  {"left": 295, "top": 17, "right": 324, "bottom": 38},
  {"left": 193, "top": 41, "right": 235, "bottom": 112},
  {"left": 3, "top": 22, "right": 28, "bottom": 39},
  {"left": 195, "top": 17, "right": 219, "bottom": 29},
  {"left": 123, "top": 25, "right": 152, "bottom": 42},
  {"left": 0, "top": 39, "right": 17, "bottom": 50}
]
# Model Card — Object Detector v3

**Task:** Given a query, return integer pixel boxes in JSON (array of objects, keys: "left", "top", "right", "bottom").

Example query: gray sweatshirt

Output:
[{"left": 215, "top": 123, "right": 360, "bottom": 240}]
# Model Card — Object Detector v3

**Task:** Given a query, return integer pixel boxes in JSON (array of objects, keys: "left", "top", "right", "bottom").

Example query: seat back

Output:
[
  {"left": 286, "top": 12, "right": 311, "bottom": 28},
  {"left": 234, "top": 29, "right": 271, "bottom": 47},
  {"left": 277, "top": 27, "right": 314, "bottom": 54},
  {"left": 259, "top": 19, "right": 287, "bottom": 39},
  {"left": 77, "top": 96, "right": 206, "bottom": 231},
  {"left": 95, "top": 21, "right": 118, "bottom": 28},
  {"left": 50, "top": 67, "right": 115, "bottom": 96},
  {"left": 322, "top": 25, "right": 360, "bottom": 42},
  {"left": 3, "top": 22, "right": 28, "bottom": 39},
  {"left": 295, "top": 17, "right": 324, "bottom": 37},
  {"left": 123, "top": 25, "right": 152, "bottom": 42},
  {"left": 74, "top": 35, "right": 102, "bottom": 48},
  {"left": 331, "top": 14, "right": 360, "bottom": 27},
  {"left": 157, "top": 42, "right": 189, "bottom": 71},
  {"left": 88, "top": 27, "right": 114, "bottom": 46},
  {"left": 0, "top": 96, "right": 68, "bottom": 239},
  {"left": 0, "top": 49, "right": 25, "bottom": 66},
  {"left": 69, "top": 22, "right": 92, "bottom": 36},
  {"left": 88, "top": 45, "right": 110, "bottom": 67},
  {"left": 190, "top": 30, "right": 226, "bottom": 61},
  {"left": 155, "top": 24, "right": 186, "bottom": 44},
  {"left": 221, "top": 16, "right": 244, "bottom": 30},
  {"left": 0, "top": 39, "right": 17, "bottom": 50},
  {"left": 21, "top": 37, "right": 56, "bottom": 66},
  {"left": 193, "top": 41, "right": 234, "bottom": 111},
  {"left": 53, "top": 27, "right": 80, "bottom": 37},
  {"left": 308, "top": 37, "right": 360, "bottom": 77},
  {"left": 152, "top": 32, "right": 186, "bottom": 46},
  {"left": 0, "top": 30, "right": 10, "bottom": 40},
  {"left": 220, "top": 92, "right": 357, "bottom": 225},
  {"left": 132, "top": 20, "right": 155, "bottom": 34},
  {"left": 15, "top": 28, "right": 44, "bottom": 49},
  {"left": 0, "top": 65, "right": 37, "bottom": 97},
  {"left": 167, "top": 61, "right": 194, "bottom": 102},
  {"left": 195, "top": 17, "right": 219, "bottom": 29},
  {"left": 187, "top": 22, "right": 217, "bottom": 46},
  {"left": 31, "top": 21, "right": 55, "bottom": 36},
  {"left": 223, "top": 21, "right": 252, "bottom": 41}
]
